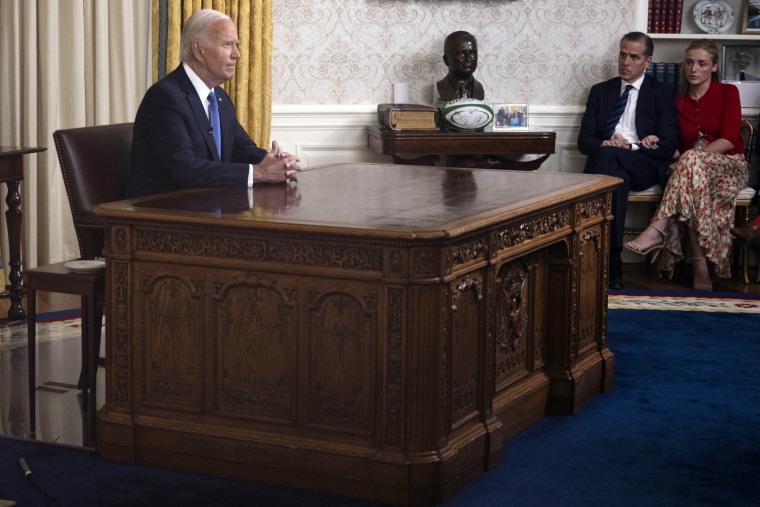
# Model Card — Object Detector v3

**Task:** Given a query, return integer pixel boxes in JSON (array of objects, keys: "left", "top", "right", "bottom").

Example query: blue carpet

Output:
[{"left": 1, "top": 309, "right": 759, "bottom": 506}]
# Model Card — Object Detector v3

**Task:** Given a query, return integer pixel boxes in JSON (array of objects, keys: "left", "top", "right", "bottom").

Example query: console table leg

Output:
[{"left": 5, "top": 179, "right": 25, "bottom": 320}]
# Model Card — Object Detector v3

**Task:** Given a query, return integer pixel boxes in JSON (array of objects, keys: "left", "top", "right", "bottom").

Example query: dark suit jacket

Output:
[
  {"left": 577, "top": 75, "right": 679, "bottom": 186},
  {"left": 127, "top": 65, "right": 267, "bottom": 198}
]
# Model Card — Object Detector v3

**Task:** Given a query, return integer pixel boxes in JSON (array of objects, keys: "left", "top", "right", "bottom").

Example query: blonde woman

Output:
[{"left": 624, "top": 39, "right": 749, "bottom": 291}]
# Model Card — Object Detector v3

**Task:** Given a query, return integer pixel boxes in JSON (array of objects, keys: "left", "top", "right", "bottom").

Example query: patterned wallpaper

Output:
[{"left": 272, "top": 0, "right": 637, "bottom": 106}]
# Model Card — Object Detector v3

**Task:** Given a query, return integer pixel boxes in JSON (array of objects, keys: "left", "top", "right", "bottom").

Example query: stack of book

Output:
[
  {"left": 377, "top": 104, "right": 440, "bottom": 131},
  {"left": 647, "top": 61, "right": 683, "bottom": 95},
  {"left": 647, "top": 0, "right": 685, "bottom": 33}
]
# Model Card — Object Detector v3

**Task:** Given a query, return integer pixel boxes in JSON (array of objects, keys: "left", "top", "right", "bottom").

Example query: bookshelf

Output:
[
  {"left": 638, "top": 0, "right": 758, "bottom": 62},
  {"left": 638, "top": 0, "right": 760, "bottom": 113}
]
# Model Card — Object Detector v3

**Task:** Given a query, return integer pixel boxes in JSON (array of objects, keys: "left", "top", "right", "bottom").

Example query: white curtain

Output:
[{"left": 0, "top": 0, "right": 149, "bottom": 269}]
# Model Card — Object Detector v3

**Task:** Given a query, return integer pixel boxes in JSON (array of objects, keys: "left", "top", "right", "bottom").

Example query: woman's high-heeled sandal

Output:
[{"left": 624, "top": 224, "right": 668, "bottom": 256}]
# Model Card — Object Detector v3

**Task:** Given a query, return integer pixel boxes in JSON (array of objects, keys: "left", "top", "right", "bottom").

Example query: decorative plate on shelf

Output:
[{"left": 693, "top": 0, "right": 735, "bottom": 34}]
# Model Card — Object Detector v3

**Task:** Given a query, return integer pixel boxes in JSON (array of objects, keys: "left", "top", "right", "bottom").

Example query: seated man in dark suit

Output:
[
  {"left": 578, "top": 32, "right": 679, "bottom": 289},
  {"left": 127, "top": 9, "right": 300, "bottom": 198},
  {"left": 436, "top": 31, "right": 484, "bottom": 104}
]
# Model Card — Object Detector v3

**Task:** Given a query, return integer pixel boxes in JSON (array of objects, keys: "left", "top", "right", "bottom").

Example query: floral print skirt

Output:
[{"left": 655, "top": 149, "right": 749, "bottom": 278}]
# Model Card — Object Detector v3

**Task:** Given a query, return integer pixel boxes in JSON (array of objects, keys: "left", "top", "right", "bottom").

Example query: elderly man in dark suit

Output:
[
  {"left": 127, "top": 9, "right": 300, "bottom": 198},
  {"left": 578, "top": 32, "right": 679, "bottom": 289}
]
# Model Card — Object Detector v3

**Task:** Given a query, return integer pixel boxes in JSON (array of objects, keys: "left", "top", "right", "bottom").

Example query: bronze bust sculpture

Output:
[{"left": 436, "top": 31, "right": 484, "bottom": 103}]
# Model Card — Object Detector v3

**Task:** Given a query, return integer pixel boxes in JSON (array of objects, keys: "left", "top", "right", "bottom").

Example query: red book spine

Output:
[
  {"left": 673, "top": 0, "right": 684, "bottom": 33},
  {"left": 664, "top": 0, "right": 673, "bottom": 33},
  {"left": 649, "top": 0, "right": 663, "bottom": 33}
]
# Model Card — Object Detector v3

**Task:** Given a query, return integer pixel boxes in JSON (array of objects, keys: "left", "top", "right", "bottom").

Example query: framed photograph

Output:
[
  {"left": 721, "top": 44, "right": 760, "bottom": 81},
  {"left": 493, "top": 103, "right": 529, "bottom": 130},
  {"left": 741, "top": 0, "right": 760, "bottom": 33}
]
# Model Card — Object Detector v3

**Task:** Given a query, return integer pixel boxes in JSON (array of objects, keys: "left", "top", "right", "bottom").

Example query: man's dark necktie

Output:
[
  {"left": 208, "top": 90, "right": 221, "bottom": 159},
  {"left": 603, "top": 84, "right": 633, "bottom": 140}
]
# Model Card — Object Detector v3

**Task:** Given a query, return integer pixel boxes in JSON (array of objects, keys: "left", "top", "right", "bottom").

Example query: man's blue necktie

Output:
[
  {"left": 603, "top": 84, "right": 633, "bottom": 140},
  {"left": 208, "top": 90, "right": 221, "bottom": 159}
]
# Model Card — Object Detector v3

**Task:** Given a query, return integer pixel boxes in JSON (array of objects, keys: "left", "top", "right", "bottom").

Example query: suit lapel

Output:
[{"left": 175, "top": 66, "right": 220, "bottom": 161}]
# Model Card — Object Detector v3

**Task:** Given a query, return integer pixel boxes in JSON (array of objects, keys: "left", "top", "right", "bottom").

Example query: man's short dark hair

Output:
[{"left": 620, "top": 31, "right": 654, "bottom": 57}]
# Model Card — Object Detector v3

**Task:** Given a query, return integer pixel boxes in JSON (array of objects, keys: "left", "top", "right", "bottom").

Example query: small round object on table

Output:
[{"left": 440, "top": 98, "right": 494, "bottom": 131}]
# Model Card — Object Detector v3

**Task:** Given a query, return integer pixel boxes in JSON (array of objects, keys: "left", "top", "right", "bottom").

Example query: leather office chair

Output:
[
  {"left": 55, "top": 122, "right": 133, "bottom": 259},
  {"left": 26, "top": 122, "right": 133, "bottom": 443}
]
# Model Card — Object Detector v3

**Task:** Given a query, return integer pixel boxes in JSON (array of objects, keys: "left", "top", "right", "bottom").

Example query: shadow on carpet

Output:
[{"left": 1, "top": 309, "right": 758, "bottom": 506}]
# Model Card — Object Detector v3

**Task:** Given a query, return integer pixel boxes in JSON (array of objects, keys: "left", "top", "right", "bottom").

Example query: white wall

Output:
[
  {"left": 271, "top": 0, "right": 638, "bottom": 107},
  {"left": 268, "top": 0, "right": 643, "bottom": 171}
]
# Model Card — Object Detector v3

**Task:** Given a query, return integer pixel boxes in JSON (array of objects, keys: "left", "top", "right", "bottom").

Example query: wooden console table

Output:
[
  {"left": 95, "top": 163, "right": 617, "bottom": 505},
  {"left": 0, "top": 146, "right": 45, "bottom": 320},
  {"left": 367, "top": 125, "right": 556, "bottom": 170}
]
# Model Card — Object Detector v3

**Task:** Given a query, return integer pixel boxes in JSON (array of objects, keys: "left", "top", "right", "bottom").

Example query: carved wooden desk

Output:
[
  {"left": 367, "top": 125, "right": 556, "bottom": 170},
  {"left": 95, "top": 163, "right": 617, "bottom": 506},
  {"left": 0, "top": 145, "right": 46, "bottom": 320}
]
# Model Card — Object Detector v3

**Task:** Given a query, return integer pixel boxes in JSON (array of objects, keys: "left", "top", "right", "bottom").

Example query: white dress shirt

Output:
[
  {"left": 614, "top": 73, "right": 646, "bottom": 149},
  {"left": 183, "top": 63, "right": 254, "bottom": 186}
]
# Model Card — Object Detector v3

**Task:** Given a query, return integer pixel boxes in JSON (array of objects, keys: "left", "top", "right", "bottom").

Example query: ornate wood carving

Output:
[
  {"left": 306, "top": 289, "right": 376, "bottom": 436},
  {"left": 494, "top": 210, "right": 570, "bottom": 251},
  {"left": 385, "top": 287, "right": 404, "bottom": 446},
  {"left": 388, "top": 249, "right": 404, "bottom": 275},
  {"left": 213, "top": 274, "right": 298, "bottom": 422},
  {"left": 449, "top": 237, "right": 487, "bottom": 271},
  {"left": 140, "top": 273, "right": 203, "bottom": 411},
  {"left": 136, "top": 230, "right": 383, "bottom": 271},
  {"left": 449, "top": 274, "right": 483, "bottom": 429},
  {"left": 113, "top": 226, "right": 128, "bottom": 252},
  {"left": 494, "top": 260, "right": 531, "bottom": 388},
  {"left": 577, "top": 196, "right": 605, "bottom": 220},
  {"left": 412, "top": 250, "right": 437, "bottom": 276},
  {"left": 577, "top": 227, "right": 602, "bottom": 355},
  {"left": 113, "top": 261, "right": 130, "bottom": 410}
]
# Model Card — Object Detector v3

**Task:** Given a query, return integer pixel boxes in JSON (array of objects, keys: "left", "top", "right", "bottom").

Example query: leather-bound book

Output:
[{"left": 377, "top": 104, "right": 440, "bottom": 130}]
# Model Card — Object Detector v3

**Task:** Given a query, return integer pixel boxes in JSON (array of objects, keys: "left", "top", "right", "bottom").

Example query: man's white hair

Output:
[{"left": 180, "top": 9, "right": 231, "bottom": 62}]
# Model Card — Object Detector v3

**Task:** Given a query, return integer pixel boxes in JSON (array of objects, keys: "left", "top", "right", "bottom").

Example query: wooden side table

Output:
[
  {"left": 0, "top": 145, "right": 46, "bottom": 320},
  {"left": 366, "top": 125, "right": 556, "bottom": 170},
  {"left": 25, "top": 261, "right": 105, "bottom": 444}
]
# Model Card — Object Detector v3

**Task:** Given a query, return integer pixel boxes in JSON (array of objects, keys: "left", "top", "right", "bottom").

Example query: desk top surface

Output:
[{"left": 96, "top": 163, "right": 618, "bottom": 239}]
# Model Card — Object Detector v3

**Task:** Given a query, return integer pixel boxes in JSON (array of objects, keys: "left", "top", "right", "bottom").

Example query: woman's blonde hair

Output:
[{"left": 680, "top": 39, "right": 720, "bottom": 94}]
